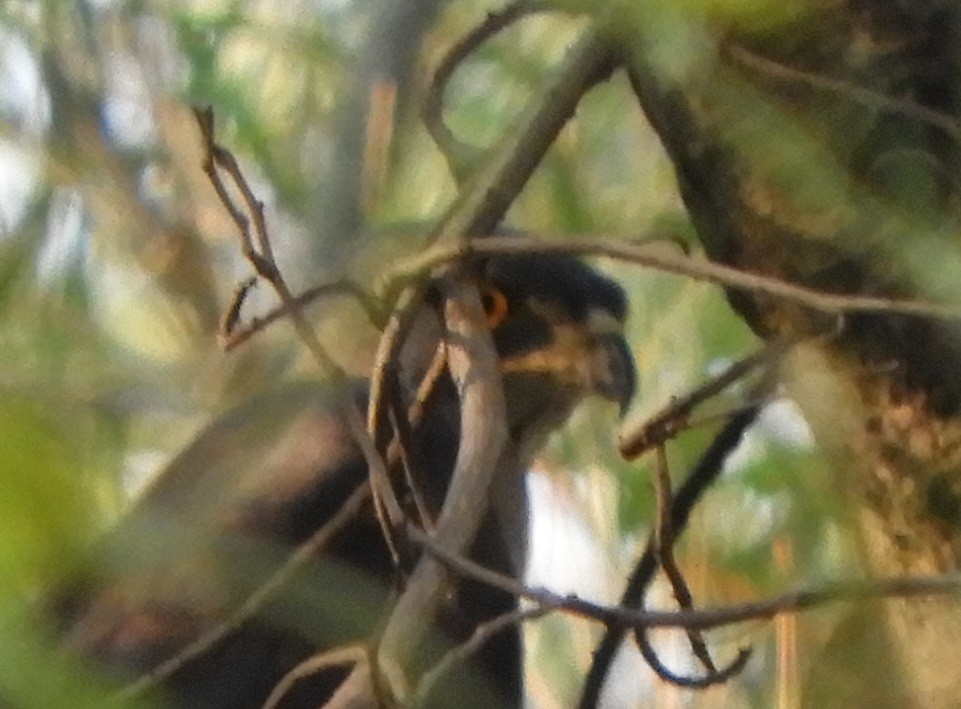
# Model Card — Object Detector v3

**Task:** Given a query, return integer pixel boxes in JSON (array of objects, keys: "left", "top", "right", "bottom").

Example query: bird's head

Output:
[
  {"left": 404, "top": 251, "right": 635, "bottom": 457},
  {"left": 480, "top": 253, "right": 635, "bottom": 450}
]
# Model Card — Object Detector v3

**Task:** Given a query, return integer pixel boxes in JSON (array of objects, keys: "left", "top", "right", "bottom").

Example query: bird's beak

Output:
[
  {"left": 585, "top": 308, "right": 636, "bottom": 417},
  {"left": 591, "top": 331, "right": 636, "bottom": 418}
]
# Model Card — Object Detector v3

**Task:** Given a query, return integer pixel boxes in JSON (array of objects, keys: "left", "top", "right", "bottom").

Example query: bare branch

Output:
[
  {"left": 423, "top": 0, "right": 554, "bottom": 180},
  {"left": 460, "top": 237, "right": 961, "bottom": 320},
  {"left": 384, "top": 366, "right": 435, "bottom": 532},
  {"left": 343, "top": 398, "right": 407, "bottom": 568},
  {"left": 221, "top": 279, "right": 380, "bottom": 351},
  {"left": 633, "top": 444, "right": 751, "bottom": 688},
  {"left": 620, "top": 338, "right": 786, "bottom": 459},
  {"left": 219, "top": 276, "right": 257, "bottom": 340},
  {"left": 652, "top": 445, "right": 717, "bottom": 673},
  {"left": 192, "top": 107, "right": 342, "bottom": 376},
  {"left": 375, "top": 276, "right": 509, "bottom": 703},
  {"left": 580, "top": 395, "right": 767, "bottom": 707},
  {"left": 365, "top": 285, "right": 431, "bottom": 567},
  {"left": 264, "top": 645, "right": 368, "bottom": 709},
  {"left": 724, "top": 42, "right": 961, "bottom": 147},
  {"left": 634, "top": 631, "right": 751, "bottom": 690},
  {"left": 414, "top": 606, "right": 548, "bottom": 705},
  {"left": 410, "top": 518, "right": 961, "bottom": 631}
]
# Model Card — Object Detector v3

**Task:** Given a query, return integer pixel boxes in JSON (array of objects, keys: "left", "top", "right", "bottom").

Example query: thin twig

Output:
[
  {"left": 365, "top": 285, "right": 430, "bottom": 567},
  {"left": 423, "top": 0, "right": 553, "bottom": 180},
  {"left": 409, "top": 341, "right": 449, "bottom": 428},
  {"left": 221, "top": 279, "right": 380, "bottom": 351},
  {"left": 607, "top": 440, "right": 753, "bottom": 691},
  {"left": 653, "top": 445, "right": 717, "bottom": 673},
  {"left": 390, "top": 236, "right": 961, "bottom": 321},
  {"left": 635, "top": 632, "right": 751, "bottom": 690},
  {"left": 219, "top": 276, "right": 257, "bottom": 340},
  {"left": 193, "top": 106, "right": 342, "bottom": 375},
  {"left": 385, "top": 367, "right": 434, "bottom": 535},
  {"left": 724, "top": 42, "right": 961, "bottom": 146},
  {"left": 193, "top": 108, "right": 263, "bottom": 270},
  {"left": 579, "top": 398, "right": 768, "bottom": 708},
  {"left": 381, "top": 341, "right": 450, "bottom": 536},
  {"left": 402, "top": 340, "right": 449, "bottom": 528},
  {"left": 620, "top": 340, "right": 785, "bottom": 458},
  {"left": 414, "top": 605, "right": 549, "bottom": 705},
  {"left": 642, "top": 444, "right": 753, "bottom": 687},
  {"left": 408, "top": 519, "right": 961, "bottom": 631},
  {"left": 676, "top": 402, "right": 773, "bottom": 436},
  {"left": 262, "top": 645, "right": 368, "bottom": 709},
  {"left": 385, "top": 372, "right": 433, "bottom": 533},
  {"left": 343, "top": 395, "right": 406, "bottom": 569}
]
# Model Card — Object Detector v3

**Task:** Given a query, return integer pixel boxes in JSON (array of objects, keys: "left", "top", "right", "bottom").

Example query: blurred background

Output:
[{"left": 0, "top": 1, "right": 854, "bottom": 706}]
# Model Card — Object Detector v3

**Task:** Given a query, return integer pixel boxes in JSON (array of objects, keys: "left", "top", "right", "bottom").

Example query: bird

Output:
[{"left": 50, "top": 251, "right": 636, "bottom": 709}]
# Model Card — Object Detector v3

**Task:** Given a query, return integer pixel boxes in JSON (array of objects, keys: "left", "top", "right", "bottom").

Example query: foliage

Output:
[{"left": 0, "top": 1, "right": 860, "bottom": 706}]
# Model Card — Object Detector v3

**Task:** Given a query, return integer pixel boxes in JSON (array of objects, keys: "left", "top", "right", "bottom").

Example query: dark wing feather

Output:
[{"left": 55, "top": 381, "right": 393, "bottom": 708}]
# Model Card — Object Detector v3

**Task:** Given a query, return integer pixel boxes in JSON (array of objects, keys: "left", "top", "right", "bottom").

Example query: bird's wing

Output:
[{"left": 55, "top": 381, "right": 379, "bottom": 675}]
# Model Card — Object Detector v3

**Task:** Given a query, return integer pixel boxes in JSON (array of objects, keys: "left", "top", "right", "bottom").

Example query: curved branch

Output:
[
  {"left": 423, "top": 0, "right": 554, "bottom": 180},
  {"left": 263, "top": 645, "right": 368, "bottom": 709},
  {"left": 624, "top": 444, "right": 753, "bottom": 690},
  {"left": 635, "top": 629, "right": 752, "bottom": 689},
  {"left": 408, "top": 509, "right": 961, "bottom": 632},
  {"left": 375, "top": 275, "right": 509, "bottom": 704},
  {"left": 578, "top": 404, "right": 762, "bottom": 708}
]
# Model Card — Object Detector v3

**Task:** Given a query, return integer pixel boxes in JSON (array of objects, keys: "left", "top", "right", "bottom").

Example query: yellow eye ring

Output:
[{"left": 481, "top": 287, "right": 509, "bottom": 328}]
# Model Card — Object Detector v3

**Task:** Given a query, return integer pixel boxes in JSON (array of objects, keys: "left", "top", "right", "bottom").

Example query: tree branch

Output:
[
  {"left": 422, "top": 0, "right": 555, "bottom": 180},
  {"left": 389, "top": 235, "right": 961, "bottom": 321},
  {"left": 375, "top": 275, "right": 509, "bottom": 703}
]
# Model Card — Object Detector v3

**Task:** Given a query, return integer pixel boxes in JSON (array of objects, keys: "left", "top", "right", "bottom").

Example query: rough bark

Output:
[{"left": 624, "top": 2, "right": 961, "bottom": 705}]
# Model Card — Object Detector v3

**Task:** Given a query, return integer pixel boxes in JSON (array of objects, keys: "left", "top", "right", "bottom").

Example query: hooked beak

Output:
[
  {"left": 592, "top": 331, "right": 637, "bottom": 418},
  {"left": 584, "top": 307, "right": 637, "bottom": 417}
]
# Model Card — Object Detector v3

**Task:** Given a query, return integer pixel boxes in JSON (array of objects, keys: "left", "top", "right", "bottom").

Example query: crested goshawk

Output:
[{"left": 54, "top": 252, "right": 636, "bottom": 708}]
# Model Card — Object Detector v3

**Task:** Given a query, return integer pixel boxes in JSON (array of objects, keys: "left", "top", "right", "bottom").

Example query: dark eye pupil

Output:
[{"left": 482, "top": 292, "right": 495, "bottom": 313}]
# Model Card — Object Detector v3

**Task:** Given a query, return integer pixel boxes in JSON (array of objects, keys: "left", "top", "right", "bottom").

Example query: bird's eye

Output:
[{"left": 481, "top": 286, "right": 509, "bottom": 328}]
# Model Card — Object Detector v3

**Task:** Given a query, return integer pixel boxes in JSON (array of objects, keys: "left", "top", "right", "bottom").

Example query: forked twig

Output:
[
  {"left": 620, "top": 340, "right": 785, "bottom": 459},
  {"left": 221, "top": 278, "right": 380, "bottom": 351},
  {"left": 579, "top": 402, "right": 763, "bottom": 708},
  {"left": 633, "top": 444, "right": 751, "bottom": 688},
  {"left": 192, "top": 106, "right": 342, "bottom": 375}
]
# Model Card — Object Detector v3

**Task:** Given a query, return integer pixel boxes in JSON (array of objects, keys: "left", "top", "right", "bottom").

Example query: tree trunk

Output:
[{"left": 624, "top": 2, "right": 961, "bottom": 705}]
